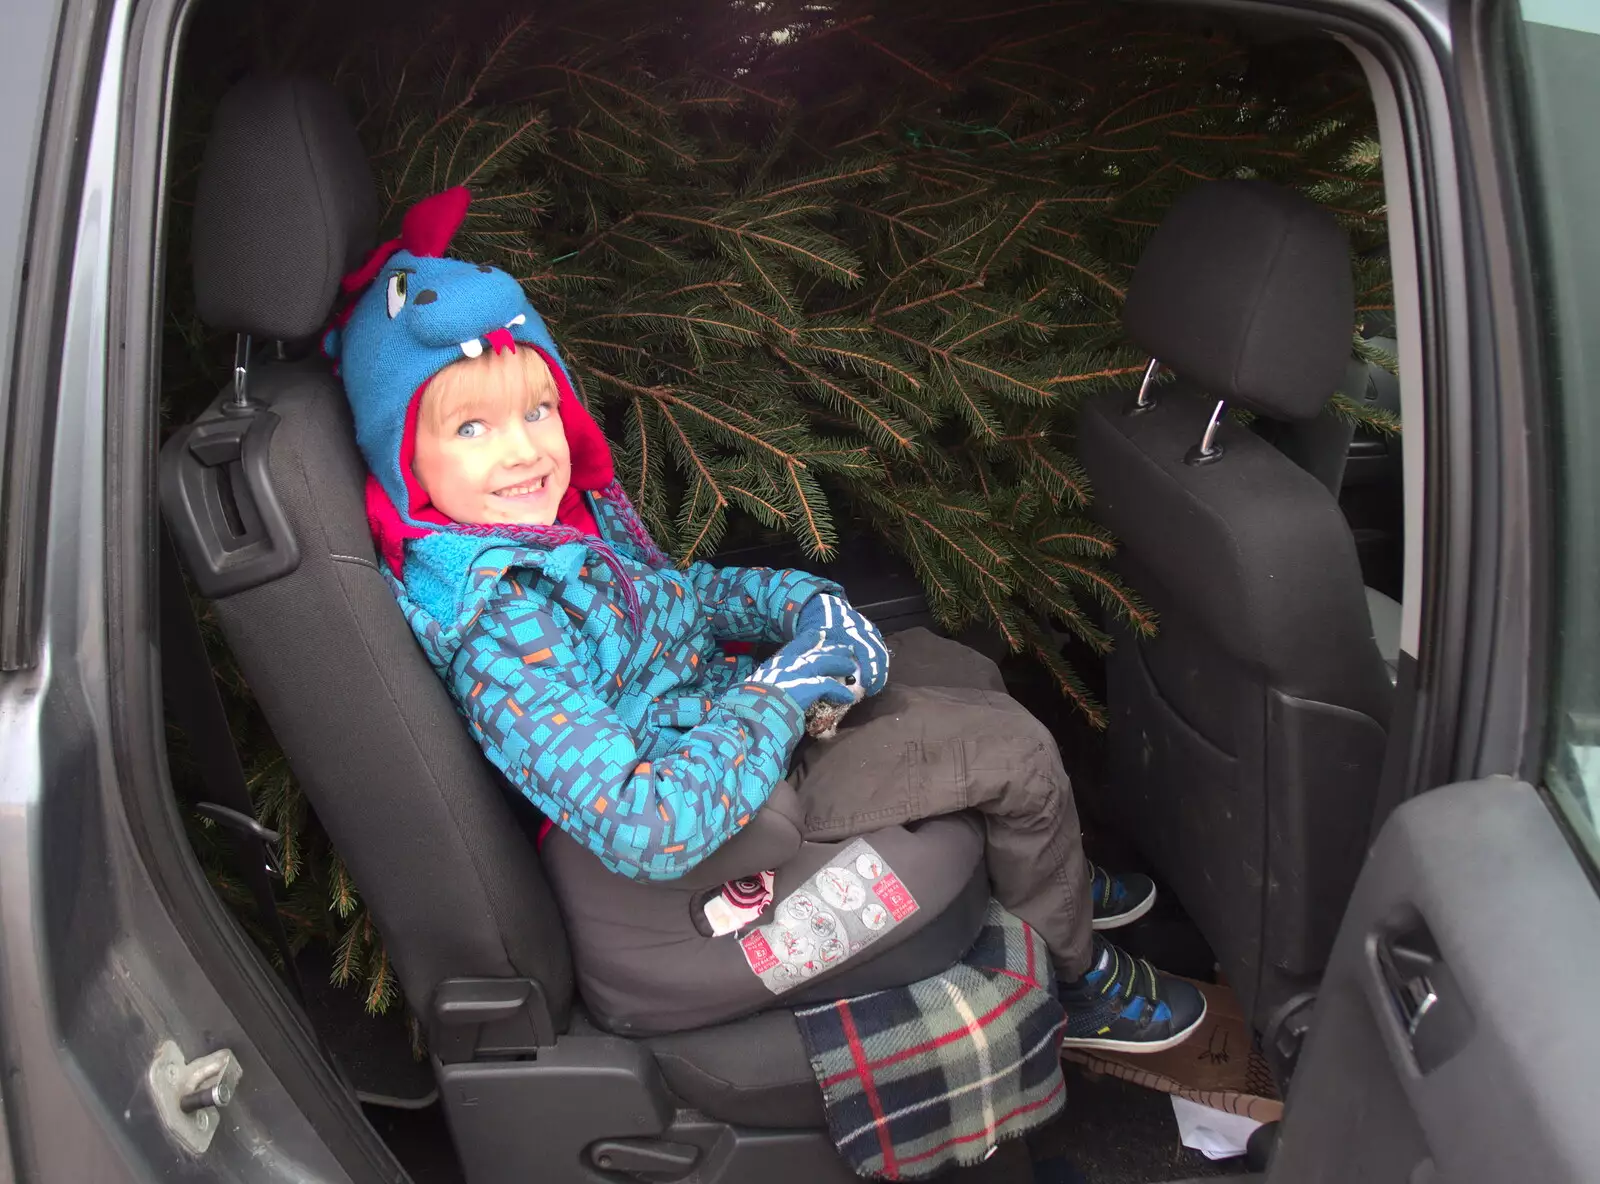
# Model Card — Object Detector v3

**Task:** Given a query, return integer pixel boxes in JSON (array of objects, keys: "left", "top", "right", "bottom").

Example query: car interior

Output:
[{"left": 150, "top": 2, "right": 1421, "bottom": 1181}]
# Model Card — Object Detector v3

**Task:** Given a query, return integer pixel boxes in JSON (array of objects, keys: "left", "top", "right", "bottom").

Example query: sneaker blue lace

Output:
[
  {"left": 1089, "top": 862, "right": 1157, "bottom": 930},
  {"left": 1059, "top": 934, "right": 1206, "bottom": 1053}
]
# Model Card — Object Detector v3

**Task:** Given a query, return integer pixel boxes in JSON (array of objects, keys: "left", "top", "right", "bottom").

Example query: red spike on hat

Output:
[
  {"left": 401, "top": 186, "right": 470, "bottom": 257},
  {"left": 335, "top": 186, "right": 475, "bottom": 320}
]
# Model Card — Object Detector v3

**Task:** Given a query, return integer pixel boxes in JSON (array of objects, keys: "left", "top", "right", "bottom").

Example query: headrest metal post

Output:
[
  {"left": 1129, "top": 357, "right": 1160, "bottom": 415},
  {"left": 230, "top": 334, "right": 255, "bottom": 413},
  {"left": 1184, "top": 400, "right": 1227, "bottom": 466}
]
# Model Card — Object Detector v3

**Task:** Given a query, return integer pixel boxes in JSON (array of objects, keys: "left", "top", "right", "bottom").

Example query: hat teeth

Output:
[
  {"left": 459, "top": 338, "right": 484, "bottom": 359},
  {"left": 506, "top": 314, "right": 526, "bottom": 327}
]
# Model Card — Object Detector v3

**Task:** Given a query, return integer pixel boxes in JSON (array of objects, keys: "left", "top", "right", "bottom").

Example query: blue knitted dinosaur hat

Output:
[{"left": 323, "top": 188, "right": 666, "bottom": 580}]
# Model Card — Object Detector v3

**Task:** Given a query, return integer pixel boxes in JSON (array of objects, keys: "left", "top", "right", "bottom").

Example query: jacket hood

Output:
[{"left": 323, "top": 187, "right": 620, "bottom": 576}]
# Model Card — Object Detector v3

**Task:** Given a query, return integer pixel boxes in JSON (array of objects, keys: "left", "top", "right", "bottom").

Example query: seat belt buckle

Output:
[{"left": 194, "top": 801, "right": 283, "bottom": 877}]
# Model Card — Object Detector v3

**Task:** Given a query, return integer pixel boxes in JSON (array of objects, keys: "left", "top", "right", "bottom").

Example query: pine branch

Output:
[
  {"left": 1021, "top": 617, "right": 1108, "bottom": 729},
  {"left": 638, "top": 209, "right": 865, "bottom": 284}
]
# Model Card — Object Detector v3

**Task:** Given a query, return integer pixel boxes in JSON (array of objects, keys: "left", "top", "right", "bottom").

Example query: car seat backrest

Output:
[
  {"left": 171, "top": 76, "right": 574, "bottom": 1025},
  {"left": 1258, "top": 355, "right": 1367, "bottom": 498},
  {"left": 1092, "top": 181, "right": 1390, "bottom": 724},
  {"left": 1076, "top": 181, "right": 1390, "bottom": 1023}
]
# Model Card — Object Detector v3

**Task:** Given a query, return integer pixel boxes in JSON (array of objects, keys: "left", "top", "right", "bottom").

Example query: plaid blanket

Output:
[{"left": 793, "top": 902, "right": 1067, "bottom": 1179}]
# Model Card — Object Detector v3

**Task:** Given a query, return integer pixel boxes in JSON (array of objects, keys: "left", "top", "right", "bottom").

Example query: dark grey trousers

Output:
[{"left": 790, "top": 628, "right": 1094, "bottom": 979}]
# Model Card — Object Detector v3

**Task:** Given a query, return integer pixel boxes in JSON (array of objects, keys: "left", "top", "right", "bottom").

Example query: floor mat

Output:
[
  {"left": 1026, "top": 1065, "right": 1240, "bottom": 1183},
  {"left": 1059, "top": 981, "right": 1282, "bottom": 1126},
  {"left": 365, "top": 1103, "right": 465, "bottom": 1184}
]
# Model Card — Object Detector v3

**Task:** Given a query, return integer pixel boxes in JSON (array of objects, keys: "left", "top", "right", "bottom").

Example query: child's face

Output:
[{"left": 411, "top": 350, "right": 572, "bottom": 526}]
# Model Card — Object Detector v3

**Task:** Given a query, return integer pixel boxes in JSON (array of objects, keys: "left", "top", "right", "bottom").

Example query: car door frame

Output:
[
  {"left": 1, "top": 0, "right": 1573, "bottom": 1182},
  {"left": 1261, "top": 0, "right": 1600, "bottom": 1178},
  {"left": 0, "top": 0, "right": 407, "bottom": 1180}
]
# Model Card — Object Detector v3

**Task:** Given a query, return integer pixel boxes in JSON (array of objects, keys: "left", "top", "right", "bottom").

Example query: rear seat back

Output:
[{"left": 166, "top": 76, "right": 576, "bottom": 1025}]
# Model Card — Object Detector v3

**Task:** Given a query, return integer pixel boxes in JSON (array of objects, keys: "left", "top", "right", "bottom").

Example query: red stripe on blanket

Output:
[
  {"left": 895, "top": 1075, "right": 1069, "bottom": 1169},
  {"left": 838, "top": 1002, "right": 900, "bottom": 1180},
  {"left": 988, "top": 920, "right": 1044, "bottom": 987},
  {"left": 821, "top": 979, "right": 1035, "bottom": 1088},
  {"left": 987, "top": 919, "right": 1046, "bottom": 989}
]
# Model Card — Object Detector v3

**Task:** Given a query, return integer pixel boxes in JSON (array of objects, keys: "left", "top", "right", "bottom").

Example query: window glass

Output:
[{"left": 1513, "top": 2, "right": 1600, "bottom": 864}]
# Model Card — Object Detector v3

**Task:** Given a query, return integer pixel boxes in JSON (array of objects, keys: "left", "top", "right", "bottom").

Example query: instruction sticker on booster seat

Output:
[{"left": 738, "top": 838, "right": 920, "bottom": 995}]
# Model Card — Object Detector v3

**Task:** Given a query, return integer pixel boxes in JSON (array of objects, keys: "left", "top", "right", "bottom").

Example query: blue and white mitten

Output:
[
  {"left": 796, "top": 594, "right": 890, "bottom": 697},
  {"left": 748, "top": 635, "right": 861, "bottom": 715}
]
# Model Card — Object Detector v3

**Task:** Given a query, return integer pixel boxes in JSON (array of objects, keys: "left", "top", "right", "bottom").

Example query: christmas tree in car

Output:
[{"left": 163, "top": 0, "right": 1393, "bottom": 1012}]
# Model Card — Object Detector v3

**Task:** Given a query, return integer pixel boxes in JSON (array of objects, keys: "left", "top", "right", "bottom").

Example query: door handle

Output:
[
  {"left": 1391, "top": 963, "right": 1438, "bottom": 1039},
  {"left": 1374, "top": 918, "right": 1474, "bottom": 1074}
]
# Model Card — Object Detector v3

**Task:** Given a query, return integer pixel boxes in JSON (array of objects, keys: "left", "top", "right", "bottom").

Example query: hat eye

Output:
[{"left": 386, "top": 272, "right": 408, "bottom": 319}]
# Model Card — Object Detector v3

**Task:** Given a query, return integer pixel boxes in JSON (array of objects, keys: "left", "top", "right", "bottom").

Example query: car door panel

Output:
[{"left": 1270, "top": 779, "right": 1600, "bottom": 1183}]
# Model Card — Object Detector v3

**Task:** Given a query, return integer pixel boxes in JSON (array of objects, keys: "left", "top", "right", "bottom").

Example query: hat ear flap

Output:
[{"left": 401, "top": 186, "right": 471, "bottom": 257}]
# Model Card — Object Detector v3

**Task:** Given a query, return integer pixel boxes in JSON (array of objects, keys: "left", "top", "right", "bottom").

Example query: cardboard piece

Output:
[{"left": 1060, "top": 979, "right": 1284, "bottom": 1124}]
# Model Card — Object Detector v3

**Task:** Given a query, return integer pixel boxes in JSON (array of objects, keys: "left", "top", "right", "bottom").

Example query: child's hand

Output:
[
  {"left": 748, "top": 636, "right": 861, "bottom": 712},
  {"left": 796, "top": 595, "right": 890, "bottom": 695}
]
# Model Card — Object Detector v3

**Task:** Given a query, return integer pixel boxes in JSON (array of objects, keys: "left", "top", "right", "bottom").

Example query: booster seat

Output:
[{"left": 161, "top": 75, "right": 993, "bottom": 1182}]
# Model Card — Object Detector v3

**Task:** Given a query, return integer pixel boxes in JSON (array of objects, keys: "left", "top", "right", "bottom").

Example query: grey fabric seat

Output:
[
  {"left": 645, "top": 1009, "right": 826, "bottom": 1129},
  {"left": 1263, "top": 339, "right": 1405, "bottom": 683},
  {"left": 1076, "top": 181, "right": 1393, "bottom": 1031},
  {"left": 162, "top": 76, "right": 993, "bottom": 1184}
]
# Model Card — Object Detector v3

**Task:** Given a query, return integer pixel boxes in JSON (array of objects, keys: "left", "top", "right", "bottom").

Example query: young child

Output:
[{"left": 328, "top": 187, "right": 1205, "bottom": 1053}]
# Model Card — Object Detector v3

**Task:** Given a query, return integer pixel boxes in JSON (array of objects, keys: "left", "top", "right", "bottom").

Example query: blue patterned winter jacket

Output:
[
  {"left": 326, "top": 186, "right": 844, "bottom": 882},
  {"left": 394, "top": 493, "right": 841, "bottom": 882}
]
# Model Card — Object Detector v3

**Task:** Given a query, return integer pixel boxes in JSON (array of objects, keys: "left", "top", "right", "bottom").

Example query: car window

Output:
[{"left": 1512, "top": 1, "right": 1600, "bottom": 865}]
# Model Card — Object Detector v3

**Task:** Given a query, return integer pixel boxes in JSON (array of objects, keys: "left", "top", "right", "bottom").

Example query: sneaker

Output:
[
  {"left": 1089, "top": 862, "right": 1156, "bottom": 930},
  {"left": 1059, "top": 934, "right": 1207, "bottom": 1053}
]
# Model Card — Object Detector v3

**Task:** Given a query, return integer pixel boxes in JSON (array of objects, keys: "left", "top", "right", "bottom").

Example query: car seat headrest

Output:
[
  {"left": 192, "top": 75, "right": 378, "bottom": 342},
  {"left": 1123, "top": 180, "right": 1354, "bottom": 422}
]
